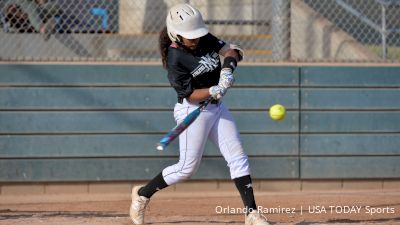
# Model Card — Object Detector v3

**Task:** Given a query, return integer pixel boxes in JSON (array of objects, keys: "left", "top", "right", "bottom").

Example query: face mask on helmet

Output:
[{"left": 166, "top": 4, "right": 209, "bottom": 43}]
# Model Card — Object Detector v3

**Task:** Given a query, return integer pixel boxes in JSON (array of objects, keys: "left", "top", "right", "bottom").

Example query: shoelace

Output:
[
  {"left": 133, "top": 197, "right": 149, "bottom": 214},
  {"left": 259, "top": 213, "right": 268, "bottom": 221}
]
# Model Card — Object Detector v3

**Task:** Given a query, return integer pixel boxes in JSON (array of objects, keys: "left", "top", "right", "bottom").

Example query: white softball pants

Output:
[{"left": 162, "top": 98, "right": 251, "bottom": 185}]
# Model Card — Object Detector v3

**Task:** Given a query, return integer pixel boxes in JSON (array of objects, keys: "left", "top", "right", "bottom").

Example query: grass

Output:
[{"left": 368, "top": 45, "right": 400, "bottom": 61}]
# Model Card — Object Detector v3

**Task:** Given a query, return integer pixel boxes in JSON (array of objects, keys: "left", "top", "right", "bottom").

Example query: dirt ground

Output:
[{"left": 1, "top": 190, "right": 399, "bottom": 225}]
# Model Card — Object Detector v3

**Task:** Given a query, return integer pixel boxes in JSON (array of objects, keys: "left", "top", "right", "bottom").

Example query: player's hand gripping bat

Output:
[{"left": 156, "top": 97, "right": 213, "bottom": 151}]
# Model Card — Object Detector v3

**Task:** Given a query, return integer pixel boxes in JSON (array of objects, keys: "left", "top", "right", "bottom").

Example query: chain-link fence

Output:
[{"left": 0, "top": 0, "right": 399, "bottom": 63}]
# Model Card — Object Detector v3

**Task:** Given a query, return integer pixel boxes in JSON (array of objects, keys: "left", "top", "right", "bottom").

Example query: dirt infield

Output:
[{"left": 1, "top": 190, "right": 399, "bottom": 225}]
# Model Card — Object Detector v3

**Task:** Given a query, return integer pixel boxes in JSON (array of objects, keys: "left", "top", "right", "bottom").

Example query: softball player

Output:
[{"left": 130, "top": 3, "right": 269, "bottom": 225}]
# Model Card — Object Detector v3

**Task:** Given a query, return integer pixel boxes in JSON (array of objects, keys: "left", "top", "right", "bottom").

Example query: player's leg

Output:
[
  {"left": 162, "top": 102, "right": 218, "bottom": 185},
  {"left": 130, "top": 102, "right": 217, "bottom": 224},
  {"left": 208, "top": 103, "right": 269, "bottom": 225},
  {"left": 208, "top": 103, "right": 254, "bottom": 209}
]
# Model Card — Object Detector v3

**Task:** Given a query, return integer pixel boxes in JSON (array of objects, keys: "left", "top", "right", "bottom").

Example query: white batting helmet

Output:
[{"left": 166, "top": 3, "right": 208, "bottom": 42}]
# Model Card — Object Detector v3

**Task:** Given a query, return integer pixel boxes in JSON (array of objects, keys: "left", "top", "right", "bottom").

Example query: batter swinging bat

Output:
[{"left": 156, "top": 97, "right": 213, "bottom": 151}]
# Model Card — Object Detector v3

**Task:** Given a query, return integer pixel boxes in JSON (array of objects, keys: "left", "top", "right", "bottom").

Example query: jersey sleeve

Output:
[
  {"left": 205, "top": 33, "right": 226, "bottom": 53},
  {"left": 167, "top": 61, "right": 194, "bottom": 100}
]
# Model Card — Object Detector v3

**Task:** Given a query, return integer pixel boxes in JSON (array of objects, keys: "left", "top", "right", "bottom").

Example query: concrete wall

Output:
[
  {"left": 118, "top": 0, "right": 270, "bottom": 35},
  {"left": 290, "top": 0, "right": 379, "bottom": 61}
]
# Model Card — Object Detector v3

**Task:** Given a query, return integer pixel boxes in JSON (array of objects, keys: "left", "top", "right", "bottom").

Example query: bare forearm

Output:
[{"left": 187, "top": 88, "right": 210, "bottom": 102}]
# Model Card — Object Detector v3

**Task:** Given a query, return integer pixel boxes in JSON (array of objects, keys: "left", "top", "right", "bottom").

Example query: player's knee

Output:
[
  {"left": 176, "top": 161, "right": 201, "bottom": 180},
  {"left": 176, "top": 169, "right": 195, "bottom": 180},
  {"left": 176, "top": 171, "right": 193, "bottom": 180}
]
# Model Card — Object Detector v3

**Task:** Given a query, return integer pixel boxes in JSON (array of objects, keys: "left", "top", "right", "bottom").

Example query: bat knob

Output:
[{"left": 156, "top": 144, "right": 164, "bottom": 151}]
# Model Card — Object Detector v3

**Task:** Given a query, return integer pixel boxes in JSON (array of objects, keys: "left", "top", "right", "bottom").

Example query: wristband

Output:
[{"left": 222, "top": 56, "right": 237, "bottom": 72}]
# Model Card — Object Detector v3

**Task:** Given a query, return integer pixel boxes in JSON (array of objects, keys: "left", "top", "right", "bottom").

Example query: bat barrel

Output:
[{"left": 155, "top": 97, "right": 213, "bottom": 151}]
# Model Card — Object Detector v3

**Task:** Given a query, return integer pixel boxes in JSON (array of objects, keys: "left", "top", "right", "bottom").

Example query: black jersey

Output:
[{"left": 167, "top": 33, "right": 226, "bottom": 101}]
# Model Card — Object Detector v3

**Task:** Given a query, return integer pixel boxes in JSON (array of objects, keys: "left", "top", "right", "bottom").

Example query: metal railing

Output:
[{"left": 336, "top": 0, "right": 400, "bottom": 59}]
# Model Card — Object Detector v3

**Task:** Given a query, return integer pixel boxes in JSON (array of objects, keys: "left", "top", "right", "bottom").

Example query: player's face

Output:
[{"left": 181, "top": 37, "right": 200, "bottom": 50}]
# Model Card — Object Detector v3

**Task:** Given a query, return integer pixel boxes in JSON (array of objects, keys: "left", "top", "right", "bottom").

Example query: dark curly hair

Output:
[{"left": 159, "top": 26, "right": 172, "bottom": 69}]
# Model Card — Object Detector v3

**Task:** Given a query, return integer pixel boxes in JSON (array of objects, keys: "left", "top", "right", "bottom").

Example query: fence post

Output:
[
  {"left": 381, "top": 3, "right": 387, "bottom": 60},
  {"left": 272, "top": 0, "right": 290, "bottom": 61}
]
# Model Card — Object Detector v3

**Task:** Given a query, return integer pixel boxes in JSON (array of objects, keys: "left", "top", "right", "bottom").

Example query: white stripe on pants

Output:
[{"left": 162, "top": 99, "right": 251, "bottom": 185}]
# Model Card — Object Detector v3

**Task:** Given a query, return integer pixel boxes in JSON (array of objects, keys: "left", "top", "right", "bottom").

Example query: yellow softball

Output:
[{"left": 269, "top": 104, "right": 286, "bottom": 121}]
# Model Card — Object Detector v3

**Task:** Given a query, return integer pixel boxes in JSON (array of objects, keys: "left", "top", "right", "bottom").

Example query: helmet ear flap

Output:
[
  {"left": 167, "top": 28, "right": 183, "bottom": 44},
  {"left": 176, "top": 35, "right": 183, "bottom": 44},
  {"left": 167, "top": 30, "right": 177, "bottom": 42}
]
